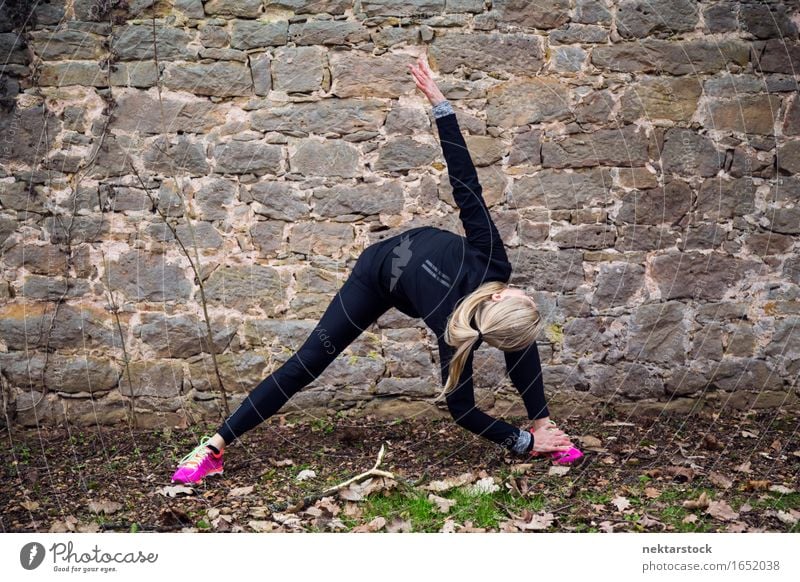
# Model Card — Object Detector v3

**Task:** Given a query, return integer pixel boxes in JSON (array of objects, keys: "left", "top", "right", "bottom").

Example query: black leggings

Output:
[{"left": 216, "top": 267, "right": 392, "bottom": 445}]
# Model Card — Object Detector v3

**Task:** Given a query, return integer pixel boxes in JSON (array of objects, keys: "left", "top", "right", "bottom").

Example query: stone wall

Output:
[{"left": 1, "top": 0, "right": 799, "bottom": 430}]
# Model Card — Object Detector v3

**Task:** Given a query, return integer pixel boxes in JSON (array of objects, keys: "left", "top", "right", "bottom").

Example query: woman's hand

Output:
[
  {"left": 530, "top": 423, "right": 574, "bottom": 453},
  {"left": 407, "top": 55, "right": 447, "bottom": 107}
]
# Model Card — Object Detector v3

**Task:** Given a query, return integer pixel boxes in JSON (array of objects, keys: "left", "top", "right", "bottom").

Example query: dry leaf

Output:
[
  {"left": 228, "top": 485, "right": 254, "bottom": 497},
  {"left": 270, "top": 458, "right": 294, "bottom": 467},
  {"left": 735, "top": 460, "right": 752, "bottom": 473},
  {"left": 457, "top": 520, "right": 486, "bottom": 533},
  {"left": 775, "top": 510, "right": 799, "bottom": 526},
  {"left": 638, "top": 514, "right": 664, "bottom": 529},
  {"left": 548, "top": 465, "right": 571, "bottom": 476},
  {"left": 352, "top": 516, "right": 386, "bottom": 533},
  {"left": 386, "top": 517, "right": 412, "bottom": 532},
  {"left": 465, "top": 476, "right": 499, "bottom": 495},
  {"left": 706, "top": 500, "right": 739, "bottom": 522},
  {"left": 339, "top": 476, "right": 397, "bottom": 501},
  {"left": 509, "top": 463, "right": 533, "bottom": 474},
  {"left": 428, "top": 493, "right": 456, "bottom": 514},
  {"left": 611, "top": 495, "right": 631, "bottom": 512},
  {"left": 769, "top": 485, "right": 796, "bottom": 494},
  {"left": 248, "top": 520, "right": 275, "bottom": 532},
  {"left": 425, "top": 472, "right": 476, "bottom": 493},
  {"left": 580, "top": 435, "right": 602, "bottom": 448},
  {"left": 598, "top": 521, "right": 615, "bottom": 533},
  {"left": 77, "top": 522, "right": 101, "bottom": 533},
  {"left": 644, "top": 487, "right": 660, "bottom": 499},
  {"left": 296, "top": 469, "right": 316, "bottom": 482},
  {"left": 440, "top": 519, "right": 457, "bottom": 533},
  {"left": 511, "top": 509, "right": 554, "bottom": 531},
  {"left": 741, "top": 430, "right": 758, "bottom": 438},
  {"left": 20, "top": 500, "right": 40, "bottom": 511},
  {"left": 726, "top": 521, "right": 748, "bottom": 532},
  {"left": 701, "top": 433, "right": 724, "bottom": 450},
  {"left": 708, "top": 471, "right": 733, "bottom": 489},
  {"left": 682, "top": 514, "right": 698, "bottom": 524},
  {"left": 88, "top": 499, "right": 123, "bottom": 515},
  {"left": 743, "top": 480, "right": 770, "bottom": 492},
  {"left": 157, "top": 485, "right": 195, "bottom": 498},
  {"left": 683, "top": 491, "right": 710, "bottom": 510},
  {"left": 666, "top": 466, "right": 695, "bottom": 483}
]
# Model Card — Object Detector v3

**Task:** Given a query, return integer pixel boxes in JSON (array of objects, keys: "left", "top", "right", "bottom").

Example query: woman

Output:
[{"left": 171, "top": 55, "right": 583, "bottom": 485}]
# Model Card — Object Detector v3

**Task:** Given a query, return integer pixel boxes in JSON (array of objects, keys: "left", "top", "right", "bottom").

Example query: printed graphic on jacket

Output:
[{"left": 389, "top": 233, "right": 413, "bottom": 292}]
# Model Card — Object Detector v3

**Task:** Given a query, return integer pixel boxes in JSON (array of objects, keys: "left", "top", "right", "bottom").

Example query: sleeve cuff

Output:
[{"left": 432, "top": 99, "right": 454, "bottom": 119}]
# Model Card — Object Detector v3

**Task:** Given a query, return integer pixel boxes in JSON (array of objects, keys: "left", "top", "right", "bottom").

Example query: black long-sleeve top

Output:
[{"left": 365, "top": 103, "right": 550, "bottom": 453}]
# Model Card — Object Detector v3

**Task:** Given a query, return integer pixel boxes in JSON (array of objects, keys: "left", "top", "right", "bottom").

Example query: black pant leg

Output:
[{"left": 216, "top": 275, "right": 391, "bottom": 445}]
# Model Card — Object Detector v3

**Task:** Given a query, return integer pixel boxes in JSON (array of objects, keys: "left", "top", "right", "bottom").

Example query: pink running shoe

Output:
[
  {"left": 528, "top": 426, "right": 585, "bottom": 465},
  {"left": 171, "top": 435, "right": 224, "bottom": 485}
]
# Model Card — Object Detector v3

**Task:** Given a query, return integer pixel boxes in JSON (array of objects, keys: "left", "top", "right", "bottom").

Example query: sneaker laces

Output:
[{"left": 178, "top": 435, "right": 216, "bottom": 469}]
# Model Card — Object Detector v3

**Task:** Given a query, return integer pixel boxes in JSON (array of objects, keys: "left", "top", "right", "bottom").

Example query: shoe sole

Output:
[{"left": 171, "top": 468, "right": 224, "bottom": 485}]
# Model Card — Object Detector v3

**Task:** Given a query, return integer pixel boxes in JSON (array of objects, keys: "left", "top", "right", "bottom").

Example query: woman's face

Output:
[{"left": 491, "top": 286, "right": 536, "bottom": 306}]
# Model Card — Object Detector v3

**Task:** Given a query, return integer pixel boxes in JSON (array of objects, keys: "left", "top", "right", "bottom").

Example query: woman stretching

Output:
[{"left": 171, "top": 55, "right": 583, "bottom": 485}]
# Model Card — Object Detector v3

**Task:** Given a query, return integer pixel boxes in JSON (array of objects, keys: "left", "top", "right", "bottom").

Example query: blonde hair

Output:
[{"left": 431, "top": 281, "right": 545, "bottom": 403}]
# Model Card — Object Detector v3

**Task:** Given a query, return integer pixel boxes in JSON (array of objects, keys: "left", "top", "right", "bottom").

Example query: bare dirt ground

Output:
[{"left": 2, "top": 406, "right": 798, "bottom": 533}]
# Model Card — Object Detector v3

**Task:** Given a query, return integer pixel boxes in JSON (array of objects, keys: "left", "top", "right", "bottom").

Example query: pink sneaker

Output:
[
  {"left": 528, "top": 425, "right": 585, "bottom": 465},
  {"left": 171, "top": 435, "right": 224, "bottom": 485}
]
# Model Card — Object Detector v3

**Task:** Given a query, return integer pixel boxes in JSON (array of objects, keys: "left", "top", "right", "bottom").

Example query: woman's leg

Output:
[{"left": 214, "top": 274, "right": 392, "bottom": 448}]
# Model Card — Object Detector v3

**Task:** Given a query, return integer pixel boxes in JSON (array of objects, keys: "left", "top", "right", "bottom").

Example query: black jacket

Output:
[{"left": 365, "top": 111, "right": 549, "bottom": 451}]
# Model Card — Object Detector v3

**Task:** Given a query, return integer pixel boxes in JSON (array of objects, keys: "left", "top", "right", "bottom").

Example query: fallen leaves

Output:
[
  {"left": 228, "top": 485, "right": 254, "bottom": 497},
  {"left": 708, "top": 471, "right": 733, "bottom": 489},
  {"left": 611, "top": 495, "right": 631, "bottom": 512},
  {"left": 465, "top": 477, "right": 499, "bottom": 496},
  {"left": 295, "top": 469, "right": 316, "bottom": 482},
  {"left": 428, "top": 494, "right": 456, "bottom": 514},
  {"left": 424, "top": 472, "right": 476, "bottom": 493},
  {"left": 88, "top": 499, "right": 123, "bottom": 515},
  {"left": 338, "top": 476, "right": 397, "bottom": 501},
  {"left": 156, "top": 485, "right": 195, "bottom": 498},
  {"left": 682, "top": 492, "right": 710, "bottom": 510},
  {"left": 706, "top": 500, "right": 740, "bottom": 522},
  {"left": 501, "top": 509, "right": 555, "bottom": 531}
]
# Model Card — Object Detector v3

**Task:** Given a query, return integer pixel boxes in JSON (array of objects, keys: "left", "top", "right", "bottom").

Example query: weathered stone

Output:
[
  {"left": 684, "top": 223, "right": 726, "bottom": 249},
  {"left": 552, "top": 224, "right": 616, "bottom": 250},
  {"left": 20, "top": 275, "right": 91, "bottom": 300},
  {"left": 312, "top": 181, "right": 405, "bottom": 219},
  {"left": 205, "top": 0, "right": 263, "bottom": 17},
  {"left": 777, "top": 140, "right": 800, "bottom": 174},
  {"left": 374, "top": 136, "right": 439, "bottom": 173},
  {"left": 509, "top": 248, "right": 584, "bottom": 291},
  {"left": 112, "top": 91, "right": 226, "bottom": 134},
  {"left": 626, "top": 301, "right": 687, "bottom": 365},
  {"left": 199, "top": 24, "right": 229, "bottom": 48},
  {"left": 163, "top": 62, "right": 253, "bottom": 97},
  {"left": 542, "top": 125, "right": 650, "bottom": 168},
  {"left": 44, "top": 214, "right": 109, "bottom": 244},
  {"left": 765, "top": 207, "right": 800, "bottom": 235},
  {"left": 204, "top": 264, "right": 287, "bottom": 314},
  {"left": 574, "top": 0, "right": 612, "bottom": 24},
  {"left": 213, "top": 141, "right": 283, "bottom": 175},
  {"left": 0, "top": 302, "right": 118, "bottom": 350},
  {"left": 784, "top": 96, "right": 800, "bottom": 136},
  {"left": 289, "top": 19, "right": 367, "bottom": 45},
  {"left": 2, "top": 243, "right": 89, "bottom": 276},
  {"left": 616, "top": 181, "right": 692, "bottom": 226},
  {"left": 709, "top": 358, "right": 785, "bottom": 392},
  {"left": 29, "top": 29, "right": 105, "bottom": 60},
  {"left": 617, "top": 0, "right": 699, "bottom": 39},
  {"left": 511, "top": 168, "right": 612, "bottom": 210},
  {"left": 592, "top": 262, "right": 646, "bottom": 309},
  {"left": 250, "top": 52, "right": 272, "bottom": 96},
  {"left": 194, "top": 177, "right": 238, "bottom": 220},
  {"left": 620, "top": 76, "right": 702, "bottom": 122},
  {"left": 702, "top": 73, "right": 764, "bottom": 97},
  {"left": 0, "top": 104, "right": 62, "bottom": 165},
  {"left": 664, "top": 366, "right": 710, "bottom": 397},
  {"left": 230, "top": 19, "right": 288, "bottom": 49},
  {"left": 703, "top": 1, "right": 737, "bottom": 33},
  {"left": 575, "top": 90, "right": 615, "bottom": 124},
  {"left": 705, "top": 94, "right": 782, "bottom": 135},
  {"left": 739, "top": 1, "right": 797, "bottom": 39},
  {"left": 430, "top": 32, "right": 544, "bottom": 75},
  {"left": 288, "top": 222, "right": 355, "bottom": 257},
  {"left": 508, "top": 129, "right": 542, "bottom": 167},
  {"left": 549, "top": 23, "right": 609, "bottom": 44},
  {"left": 143, "top": 136, "right": 209, "bottom": 176},
  {"left": 696, "top": 177, "right": 756, "bottom": 219},
  {"left": 492, "top": 0, "right": 569, "bottom": 29},
  {"left": 290, "top": 139, "right": 359, "bottom": 177},
  {"left": 329, "top": 51, "right": 416, "bottom": 98},
  {"left": 245, "top": 181, "right": 308, "bottom": 221},
  {"left": 590, "top": 362, "right": 664, "bottom": 399},
  {"left": 461, "top": 135, "right": 504, "bottom": 167},
  {"left": 650, "top": 251, "right": 759, "bottom": 301},
  {"left": 43, "top": 355, "right": 120, "bottom": 394},
  {"left": 746, "top": 231, "right": 795, "bottom": 257},
  {"left": 550, "top": 46, "right": 587, "bottom": 73},
  {"left": 111, "top": 25, "right": 193, "bottom": 60},
  {"left": 752, "top": 39, "right": 800, "bottom": 74},
  {"left": 266, "top": 0, "right": 350, "bottom": 14},
  {"left": 108, "top": 61, "right": 161, "bottom": 87},
  {"left": 107, "top": 250, "right": 193, "bottom": 302},
  {"left": 175, "top": 220, "right": 224, "bottom": 249},
  {"left": 359, "top": 0, "right": 445, "bottom": 17},
  {"left": 486, "top": 78, "right": 572, "bottom": 128},
  {"left": 660, "top": 128, "right": 722, "bottom": 177},
  {"left": 250, "top": 221, "right": 284, "bottom": 257},
  {"left": 592, "top": 39, "right": 749, "bottom": 74},
  {"left": 616, "top": 226, "right": 679, "bottom": 252},
  {"left": 375, "top": 376, "right": 436, "bottom": 397},
  {"left": 135, "top": 312, "right": 237, "bottom": 358},
  {"left": 119, "top": 360, "right": 183, "bottom": 398},
  {"left": 617, "top": 167, "right": 658, "bottom": 190},
  {"left": 251, "top": 98, "right": 386, "bottom": 136},
  {"left": 272, "top": 46, "right": 326, "bottom": 93}
]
